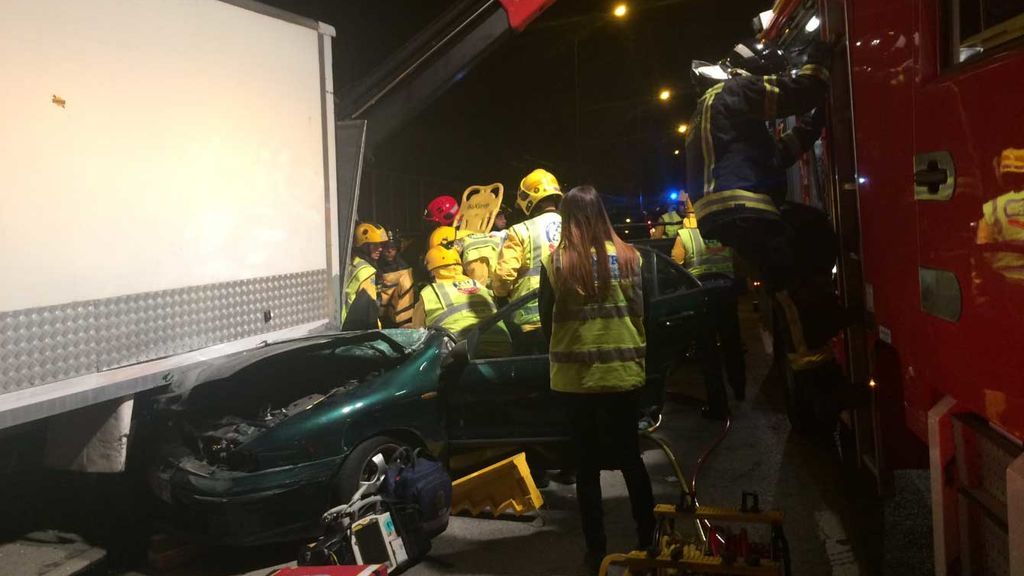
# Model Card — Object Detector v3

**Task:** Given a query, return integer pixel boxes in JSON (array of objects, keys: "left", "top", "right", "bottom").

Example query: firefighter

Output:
[
  {"left": 652, "top": 201, "right": 686, "bottom": 239},
  {"left": 493, "top": 168, "right": 563, "bottom": 333},
  {"left": 672, "top": 204, "right": 746, "bottom": 410},
  {"left": 342, "top": 222, "right": 387, "bottom": 331},
  {"left": 427, "top": 225, "right": 498, "bottom": 287},
  {"left": 424, "top": 195, "right": 459, "bottom": 228},
  {"left": 377, "top": 230, "right": 417, "bottom": 328},
  {"left": 539, "top": 185, "right": 654, "bottom": 575},
  {"left": 412, "top": 245, "right": 509, "bottom": 355},
  {"left": 686, "top": 39, "right": 842, "bottom": 412}
]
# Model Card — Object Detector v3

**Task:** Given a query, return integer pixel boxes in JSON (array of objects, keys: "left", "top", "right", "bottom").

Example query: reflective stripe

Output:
[
  {"left": 763, "top": 75, "right": 779, "bottom": 118},
  {"left": 700, "top": 83, "right": 725, "bottom": 193},
  {"left": 693, "top": 189, "right": 780, "bottom": 221},
  {"left": 434, "top": 283, "right": 455, "bottom": 308},
  {"left": 552, "top": 301, "right": 643, "bottom": 322},
  {"left": 432, "top": 301, "right": 494, "bottom": 328},
  {"left": 788, "top": 345, "right": 835, "bottom": 371},
  {"left": 550, "top": 346, "right": 646, "bottom": 364},
  {"left": 775, "top": 290, "right": 834, "bottom": 370},
  {"left": 799, "top": 64, "right": 831, "bottom": 83},
  {"left": 775, "top": 290, "right": 807, "bottom": 353}
]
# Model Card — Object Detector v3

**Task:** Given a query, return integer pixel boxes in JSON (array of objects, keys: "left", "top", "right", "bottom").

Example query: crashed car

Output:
[{"left": 145, "top": 247, "right": 710, "bottom": 545}]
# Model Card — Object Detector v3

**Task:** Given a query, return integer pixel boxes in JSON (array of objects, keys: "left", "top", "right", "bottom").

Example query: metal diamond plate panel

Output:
[{"left": 1, "top": 270, "right": 328, "bottom": 395}]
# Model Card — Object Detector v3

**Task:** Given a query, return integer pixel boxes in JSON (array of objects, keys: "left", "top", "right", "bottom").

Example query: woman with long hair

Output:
[{"left": 539, "top": 185, "right": 655, "bottom": 574}]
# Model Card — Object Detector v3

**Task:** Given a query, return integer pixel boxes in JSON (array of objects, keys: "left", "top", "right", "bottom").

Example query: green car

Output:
[{"left": 145, "top": 247, "right": 709, "bottom": 545}]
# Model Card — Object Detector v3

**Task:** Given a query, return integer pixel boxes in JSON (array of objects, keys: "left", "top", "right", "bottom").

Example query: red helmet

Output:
[{"left": 424, "top": 195, "right": 459, "bottom": 226}]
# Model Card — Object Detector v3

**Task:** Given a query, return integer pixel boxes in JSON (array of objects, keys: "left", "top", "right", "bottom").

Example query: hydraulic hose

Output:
[{"left": 641, "top": 413, "right": 733, "bottom": 544}]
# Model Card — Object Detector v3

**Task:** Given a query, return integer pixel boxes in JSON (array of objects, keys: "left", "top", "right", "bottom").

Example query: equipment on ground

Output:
[
  {"left": 300, "top": 449, "right": 451, "bottom": 573},
  {"left": 516, "top": 168, "right": 562, "bottom": 216},
  {"left": 450, "top": 452, "right": 544, "bottom": 517},
  {"left": 453, "top": 183, "right": 504, "bottom": 234},
  {"left": 598, "top": 425, "right": 790, "bottom": 575}
]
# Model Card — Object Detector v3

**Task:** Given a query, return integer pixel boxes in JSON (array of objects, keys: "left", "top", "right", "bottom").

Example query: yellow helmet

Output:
[
  {"left": 428, "top": 226, "right": 455, "bottom": 249},
  {"left": 424, "top": 245, "right": 462, "bottom": 272},
  {"left": 517, "top": 168, "right": 562, "bottom": 216},
  {"left": 428, "top": 226, "right": 472, "bottom": 249},
  {"left": 354, "top": 222, "right": 388, "bottom": 247}
]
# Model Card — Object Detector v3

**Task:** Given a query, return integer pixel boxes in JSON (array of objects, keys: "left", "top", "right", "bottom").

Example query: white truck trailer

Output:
[{"left": 0, "top": 0, "right": 353, "bottom": 471}]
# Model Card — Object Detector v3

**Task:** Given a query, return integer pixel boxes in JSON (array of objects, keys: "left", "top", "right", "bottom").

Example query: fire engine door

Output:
[{"left": 912, "top": 1, "right": 1024, "bottom": 431}]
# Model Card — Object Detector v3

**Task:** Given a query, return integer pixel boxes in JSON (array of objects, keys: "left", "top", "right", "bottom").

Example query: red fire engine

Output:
[{"left": 765, "top": 0, "right": 1024, "bottom": 573}]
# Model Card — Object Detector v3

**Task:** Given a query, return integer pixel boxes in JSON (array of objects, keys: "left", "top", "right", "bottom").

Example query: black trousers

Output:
[
  {"left": 705, "top": 278, "right": 746, "bottom": 399},
  {"left": 558, "top": 390, "right": 656, "bottom": 555}
]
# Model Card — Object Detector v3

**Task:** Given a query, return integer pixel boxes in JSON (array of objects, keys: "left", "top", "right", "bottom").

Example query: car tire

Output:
[{"left": 335, "top": 436, "right": 405, "bottom": 504}]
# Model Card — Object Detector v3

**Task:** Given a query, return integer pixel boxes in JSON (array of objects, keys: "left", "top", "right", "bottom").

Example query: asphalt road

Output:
[{"left": 113, "top": 296, "right": 934, "bottom": 576}]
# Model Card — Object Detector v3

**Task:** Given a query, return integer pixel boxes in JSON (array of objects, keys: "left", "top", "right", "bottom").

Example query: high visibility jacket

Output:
[
  {"left": 494, "top": 211, "right": 562, "bottom": 328},
  {"left": 658, "top": 211, "right": 685, "bottom": 239},
  {"left": 674, "top": 227, "right": 734, "bottom": 278},
  {"left": 685, "top": 45, "right": 831, "bottom": 233},
  {"left": 342, "top": 256, "right": 377, "bottom": 323},
  {"left": 379, "top": 266, "right": 416, "bottom": 327},
  {"left": 417, "top": 278, "right": 510, "bottom": 356},
  {"left": 978, "top": 190, "right": 1024, "bottom": 282},
  {"left": 542, "top": 242, "right": 646, "bottom": 393},
  {"left": 460, "top": 232, "right": 501, "bottom": 286}
]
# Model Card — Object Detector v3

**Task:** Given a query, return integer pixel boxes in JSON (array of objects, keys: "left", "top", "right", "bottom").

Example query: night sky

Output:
[{"left": 262, "top": 0, "right": 770, "bottom": 232}]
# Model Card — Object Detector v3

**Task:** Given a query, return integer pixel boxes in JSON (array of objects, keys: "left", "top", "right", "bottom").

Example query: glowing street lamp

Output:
[
  {"left": 612, "top": 3, "right": 628, "bottom": 18},
  {"left": 676, "top": 123, "right": 688, "bottom": 134},
  {"left": 673, "top": 149, "right": 680, "bottom": 156},
  {"left": 658, "top": 88, "right": 672, "bottom": 101}
]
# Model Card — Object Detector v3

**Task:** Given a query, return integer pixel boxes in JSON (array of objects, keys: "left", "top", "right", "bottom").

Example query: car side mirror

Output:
[{"left": 448, "top": 339, "right": 470, "bottom": 367}]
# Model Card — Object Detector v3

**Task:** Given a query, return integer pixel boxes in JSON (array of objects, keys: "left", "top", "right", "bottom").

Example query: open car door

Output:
[
  {"left": 441, "top": 292, "right": 569, "bottom": 471},
  {"left": 641, "top": 248, "right": 709, "bottom": 378}
]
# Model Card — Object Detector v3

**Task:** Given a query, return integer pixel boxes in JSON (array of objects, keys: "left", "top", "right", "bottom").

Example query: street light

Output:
[
  {"left": 612, "top": 3, "right": 628, "bottom": 18},
  {"left": 658, "top": 88, "right": 672, "bottom": 101},
  {"left": 676, "top": 123, "right": 688, "bottom": 134},
  {"left": 673, "top": 149, "right": 680, "bottom": 155}
]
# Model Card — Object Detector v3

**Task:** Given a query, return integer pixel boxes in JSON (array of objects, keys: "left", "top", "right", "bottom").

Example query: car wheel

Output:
[{"left": 335, "top": 436, "right": 404, "bottom": 504}]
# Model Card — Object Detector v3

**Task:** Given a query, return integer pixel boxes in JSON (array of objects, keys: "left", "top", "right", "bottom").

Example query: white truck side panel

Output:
[
  {"left": 0, "top": 0, "right": 339, "bottom": 426},
  {"left": 0, "top": 0, "right": 325, "bottom": 309}
]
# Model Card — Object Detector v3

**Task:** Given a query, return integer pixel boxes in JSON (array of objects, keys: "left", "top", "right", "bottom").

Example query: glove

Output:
[
  {"left": 805, "top": 39, "right": 833, "bottom": 67},
  {"left": 809, "top": 106, "right": 826, "bottom": 133}
]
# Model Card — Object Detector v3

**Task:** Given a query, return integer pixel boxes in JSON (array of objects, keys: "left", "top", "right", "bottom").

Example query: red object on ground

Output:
[
  {"left": 271, "top": 566, "right": 387, "bottom": 576},
  {"left": 498, "top": 0, "right": 557, "bottom": 32}
]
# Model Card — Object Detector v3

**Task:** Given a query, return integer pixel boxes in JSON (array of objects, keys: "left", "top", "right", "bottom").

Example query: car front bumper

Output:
[{"left": 151, "top": 455, "right": 344, "bottom": 546}]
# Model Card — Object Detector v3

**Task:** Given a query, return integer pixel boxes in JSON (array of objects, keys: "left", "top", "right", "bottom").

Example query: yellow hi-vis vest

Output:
[
  {"left": 542, "top": 243, "right": 646, "bottom": 393},
  {"left": 421, "top": 279, "right": 498, "bottom": 336},
  {"left": 979, "top": 190, "right": 1024, "bottom": 282},
  {"left": 461, "top": 233, "right": 501, "bottom": 286},
  {"left": 342, "top": 256, "right": 377, "bottom": 322},
  {"left": 508, "top": 211, "right": 562, "bottom": 327},
  {"left": 660, "top": 210, "right": 685, "bottom": 238},
  {"left": 676, "top": 228, "right": 734, "bottom": 278}
]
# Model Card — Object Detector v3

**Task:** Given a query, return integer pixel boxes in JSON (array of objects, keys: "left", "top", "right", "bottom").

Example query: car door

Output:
[
  {"left": 443, "top": 293, "right": 568, "bottom": 451},
  {"left": 643, "top": 249, "right": 710, "bottom": 377},
  {"left": 911, "top": 2, "right": 1024, "bottom": 425}
]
